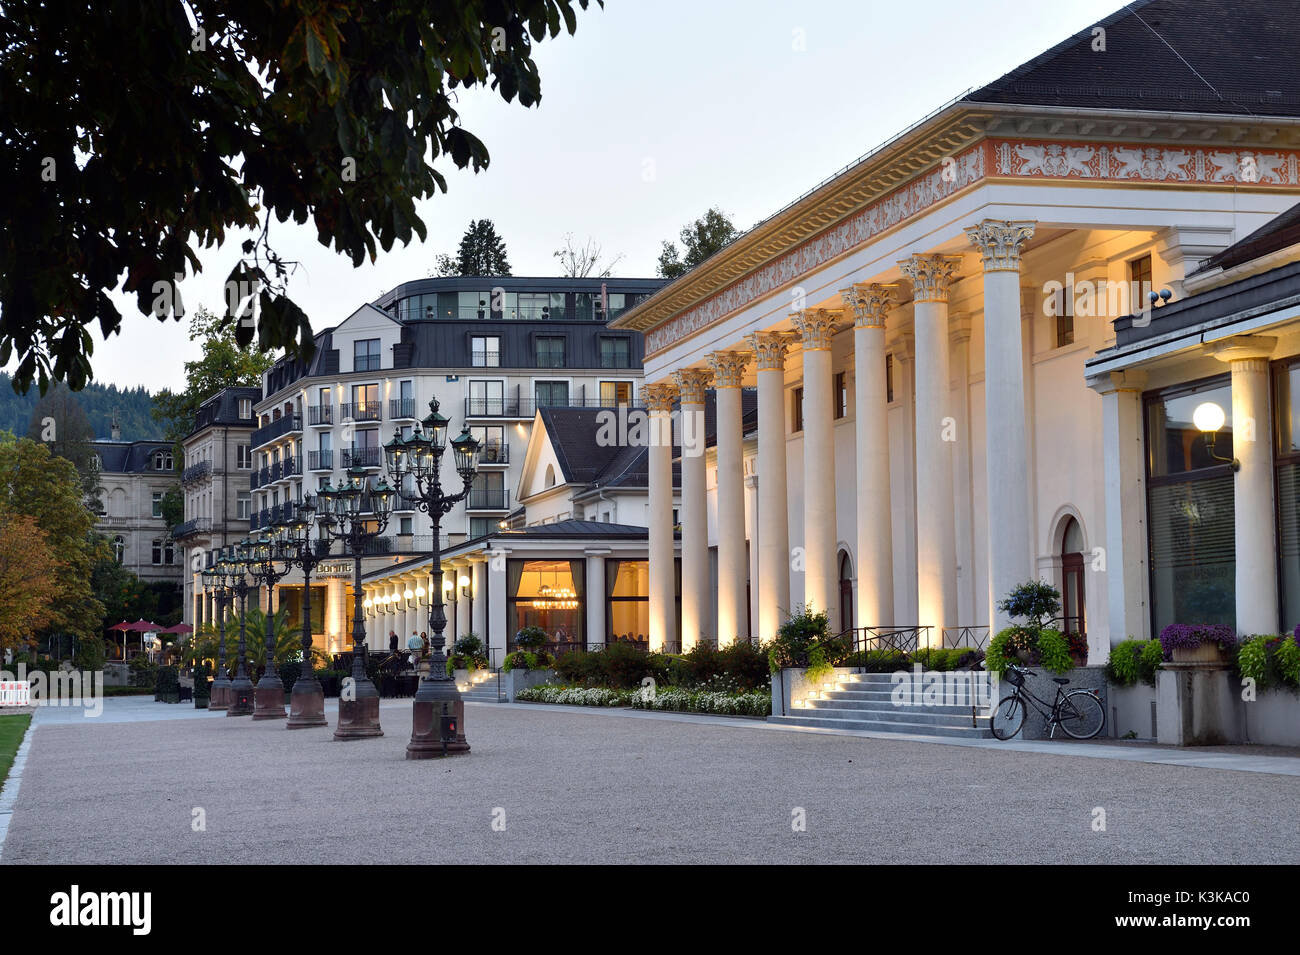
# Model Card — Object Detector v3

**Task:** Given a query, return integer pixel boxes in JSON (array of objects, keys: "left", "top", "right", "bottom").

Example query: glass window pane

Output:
[{"left": 1147, "top": 380, "right": 1233, "bottom": 477}]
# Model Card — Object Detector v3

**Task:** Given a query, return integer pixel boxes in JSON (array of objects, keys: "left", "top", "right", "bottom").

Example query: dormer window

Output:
[{"left": 153, "top": 450, "right": 173, "bottom": 471}]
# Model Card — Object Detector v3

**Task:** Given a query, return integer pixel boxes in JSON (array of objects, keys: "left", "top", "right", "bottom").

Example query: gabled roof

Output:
[
  {"left": 1193, "top": 198, "right": 1300, "bottom": 274},
  {"left": 966, "top": 0, "right": 1300, "bottom": 116}
]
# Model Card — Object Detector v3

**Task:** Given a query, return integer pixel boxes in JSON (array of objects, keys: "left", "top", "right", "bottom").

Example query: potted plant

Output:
[{"left": 1159, "top": 624, "right": 1236, "bottom": 664}]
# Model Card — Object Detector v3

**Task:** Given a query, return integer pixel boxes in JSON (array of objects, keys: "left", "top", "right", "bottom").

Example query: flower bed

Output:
[
  {"left": 516, "top": 683, "right": 772, "bottom": 716},
  {"left": 516, "top": 685, "right": 635, "bottom": 707}
]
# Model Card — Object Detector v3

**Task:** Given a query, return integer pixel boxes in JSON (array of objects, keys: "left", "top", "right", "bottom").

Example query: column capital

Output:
[
  {"left": 790, "top": 308, "right": 840, "bottom": 351},
  {"left": 644, "top": 382, "right": 679, "bottom": 413},
  {"left": 965, "top": 219, "right": 1036, "bottom": 272},
  {"left": 840, "top": 283, "right": 896, "bottom": 329},
  {"left": 673, "top": 367, "right": 713, "bottom": 404},
  {"left": 1208, "top": 334, "right": 1277, "bottom": 365},
  {"left": 707, "top": 350, "right": 751, "bottom": 388},
  {"left": 899, "top": 254, "right": 962, "bottom": 303},
  {"left": 747, "top": 330, "right": 795, "bottom": 370}
]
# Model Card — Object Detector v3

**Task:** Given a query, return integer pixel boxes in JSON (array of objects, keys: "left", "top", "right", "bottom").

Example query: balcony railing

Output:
[
  {"left": 279, "top": 455, "right": 301, "bottom": 480},
  {"left": 251, "top": 466, "right": 271, "bottom": 490},
  {"left": 389, "top": 398, "right": 416, "bottom": 419},
  {"left": 172, "top": 517, "right": 210, "bottom": 539},
  {"left": 476, "top": 444, "right": 509, "bottom": 465},
  {"left": 308, "top": 450, "right": 333, "bottom": 471},
  {"left": 250, "top": 413, "right": 303, "bottom": 448},
  {"left": 353, "top": 534, "right": 449, "bottom": 557},
  {"left": 464, "top": 396, "right": 643, "bottom": 418},
  {"left": 341, "top": 446, "right": 381, "bottom": 469},
  {"left": 466, "top": 488, "right": 510, "bottom": 510},
  {"left": 308, "top": 405, "right": 333, "bottom": 426},
  {"left": 339, "top": 402, "right": 381, "bottom": 423},
  {"left": 181, "top": 461, "right": 212, "bottom": 485}
]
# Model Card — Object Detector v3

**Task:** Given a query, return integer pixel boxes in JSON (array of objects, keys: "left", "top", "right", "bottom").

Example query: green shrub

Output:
[
  {"left": 192, "top": 664, "right": 211, "bottom": 699},
  {"left": 1237, "top": 634, "right": 1300, "bottom": 691},
  {"left": 985, "top": 627, "right": 1030, "bottom": 675},
  {"left": 716, "top": 641, "right": 770, "bottom": 691},
  {"left": 912, "top": 647, "right": 981, "bottom": 671},
  {"left": 1105, "top": 638, "right": 1163, "bottom": 687},
  {"left": 767, "top": 605, "right": 851, "bottom": 673},
  {"left": 513, "top": 626, "right": 547, "bottom": 649},
  {"left": 1035, "top": 629, "right": 1072, "bottom": 674},
  {"left": 629, "top": 686, "right": 771, "bottom": 717},
  {"left": 155, "top": 665, "right": 180, "bottom": 703},
  {"left": 1277, "top": 635, "right": 1300, "bottom": 686},
  {"left": 516, "top": 685, "right": 634, "bottom": 707},
  {"left": 997, "top": 580, "right": 1061, "bottom": 631},
  {"left": 73, "top": 636, "right": 107, "bottom": 672}
]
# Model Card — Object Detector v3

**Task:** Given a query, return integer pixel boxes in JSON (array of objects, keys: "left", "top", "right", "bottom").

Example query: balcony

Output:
[
  {"left": 464, "top": 394, "right": 644, "bottom": 418},
  {"left": 466, "top": 488, "right": 510, "bottom": 511},
  {"left": 308, "top": 405, "right": 333, "bottom": 427},
  {"left": 308, "top": 450, "right": 333, "bottom": 471},
  {"left": 353, "top": 534, "right": 448, "bottom": 557},
  {"left": 251, "top": 466, "right": 271, "bottom": 490},
  {"left": 278, "top": 455, "right": 301, "bottom": 480},
  {"left": 392, "top": 493, "right": 422, "bottom": 512},
  {"left": 172, "top": 517, "right": 210, "bottom": 540},
  {"left": 389, "top": 398, "right": 417, "bottom": 420},
  {"left": 181, "top": 461, "right": 211, "bottom": 485},
  {"left": 251, "top": 413, "right": 303, "bottom": 449},
  {"left": 476, "top": 444, "right": 509, "bottom": 466},
  {"left": 341, "top": 446, "right": 381, "bottom": 469},
  {"left": 338, "top": 402, "right": 381, "bottom": 423}
]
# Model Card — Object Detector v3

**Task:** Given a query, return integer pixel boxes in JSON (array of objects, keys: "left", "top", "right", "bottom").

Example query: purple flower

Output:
[{"left": 1158, "top": 624, "right": 1237, "bottom": 655}]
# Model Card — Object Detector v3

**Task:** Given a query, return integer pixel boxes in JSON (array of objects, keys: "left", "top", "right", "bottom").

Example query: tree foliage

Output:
[
  {"left": 0, "top": 0, "right": 598, "bottom": 393},
  {"left": 24, "top": 384, "right": 101, "bottom": 506},
  {"left": 553, "top": 233, "right": 624, "bottom": 278},
  {"left": 656, "top": 207, "right": 741, "bottom": 279},
  {"left": 455, "top": 219, "right": 513, "bottom": 276},
  {"left": 0, "top": 508, "right": 60, "bottom": 651},
  {"left": 0, "top": 374, "right": 155, "bottom": 442}
]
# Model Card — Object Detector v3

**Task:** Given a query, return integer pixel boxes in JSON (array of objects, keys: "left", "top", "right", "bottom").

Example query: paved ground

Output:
[{"left": 3, "top": 697, "right": 1298, "bottom": 864}]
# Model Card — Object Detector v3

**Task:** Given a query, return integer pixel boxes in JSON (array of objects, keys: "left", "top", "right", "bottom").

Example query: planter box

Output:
[
  {"left": 999, "top": 666, "right": 1108, "bottom": 740},
  {"left": 771, "top": 667, "right": 856, "bottom": 718},
  {"left": 1171, "top": 644, "right": 1226, "bottom": 665},
  {"left": 1108, "top": 682, "right": 1158, "bottom": 739},
  {"left": 503, "top": 668, "right": 556, "bottom": 702}
]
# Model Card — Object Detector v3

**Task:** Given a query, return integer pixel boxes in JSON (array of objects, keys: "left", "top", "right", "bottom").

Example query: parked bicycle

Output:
[{"left": 990, "top": 664, "right": 1105, "bottom": 740}]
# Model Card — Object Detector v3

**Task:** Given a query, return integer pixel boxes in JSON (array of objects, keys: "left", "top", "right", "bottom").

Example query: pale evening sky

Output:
[{"left": 68, "top": 0, "right": 1125, "bottom": 392}]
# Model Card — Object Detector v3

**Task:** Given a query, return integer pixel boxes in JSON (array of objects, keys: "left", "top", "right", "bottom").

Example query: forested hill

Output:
[{"left": 0, "top": 373, "right": 159, "bottom": 440}]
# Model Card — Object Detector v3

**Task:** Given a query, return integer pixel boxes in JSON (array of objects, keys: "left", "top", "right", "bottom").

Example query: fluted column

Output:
[
  {"left": 791, "top": 309, "right": 839, "bottom": 624},
  {"left": 899, "top": 254, "right": 961, "bottom": 640},
  {"left": 748, "top": 332, "right": 793, "bottom": 640},
  {"left": 965, "top": 220, "right": 1035, "bottom": 631},
  {"left": 471, "top": 557, "right": 487, "bottom": 643},
  {"left": 674, "top": 368, "right": 712, "bottom": 650},
  {"left": 709, "top": 350, "right": 752, "bottom": 644},
  {"left": 842, "top": 283, "right": 896, "bottom": 628},
  {"left": 645, "top": 383, "right": 679, "bottom": 651}
]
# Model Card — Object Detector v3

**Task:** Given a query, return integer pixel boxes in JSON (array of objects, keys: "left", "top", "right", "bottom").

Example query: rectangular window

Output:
[
  {"left": 350, "top": 383, "right": 379, "bottom": 421},
  {"left": 600, "top": 337, "right": 631, "bottom": 369},
  {"left": 600, "top": 380, "right": 632, "bottom": 407},
  {"left": 237, "top": 493, "right": 251, "bottom": 521},
  {"left": 238, "top": 398, "right": 252, "bottom": 419},
  {"left": 886, "top": 354, "right": 895, "bottom": 404},
  {"left": 470, "top": 426, "right": 506, "bottom": 463},
  {"left": 535, "top": 336, "right": 566, "bottom": 369},
  {"left": 237, "top": 445, "right": 252, "bottom": 470},
  {"left": 399, "top": 516, "right": 413, "bottom": 536},
  {"left": 152, "top": 492, "right": 163, "bottom": 518},
  {"left": 834, "top": 372, "right": 847, "bottom": 419},
  {"left": 1274, "top": 360, "right": 1300, "bottom": 628},
  {"left": 469, "top": 379, "right": 504, "bottom": 415},
  {"left": 1055, "top": 277, "right": 1075, "bottom": 348},
  {"left": 469, "top": 517, "right": 494, "bottom": 539},
  {"left": 459, "top": 291, "right": 490, "bottom": 320},
  {"left": 1129, "top": 254, "right": 1153, "bottom": 313},
  {"left": 535, "top": 380, "right": 570, "bottom": 407},
  {"left": 792, "top": 387, "right": 804, "bottom": 433},
  {"left": 471, "top": 336, "right": 500, "bottom": 367},
  {"left": 353, "top": 338, "right": 381, "bottom": 372}
]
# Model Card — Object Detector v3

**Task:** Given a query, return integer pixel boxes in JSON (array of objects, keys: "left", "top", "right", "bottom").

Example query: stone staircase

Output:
[
  {"left": 768, "top": 671, "right": 994, "bottom": 739},
  {"left": 456, "top": 670, "right": 504, "bottom": 703}
]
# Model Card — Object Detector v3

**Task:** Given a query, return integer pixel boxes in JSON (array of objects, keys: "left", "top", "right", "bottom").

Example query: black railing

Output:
[
  {"left": 308, "top": 405, "right": 333, "bottom": 426},
  {"left": 466, "top": 488, "right": 509, "bottom": 510},
  {"left": 280, "top": 455, "right": 300, "bottom": 479},
  {"left": 941, "top": 626, "right": 991, "bottom": 650},
  {"left": 270, "top": 461, "right": 281, "bottom": 482},
  {"left": 389, "top": 398, "right": 416, "bottom": 419},
  {"left": 341, "top": 446, "right": 381, "bottom": 468},
  {"left": 477, "top": 444, "right": 508, "bottom": 465},
  {"left": 307, "top": 450, "right": 333, "bottom": 470},
  {"left": 181, "top": 461, "right": 211, "bottom": 484},
  {"left": 251, "top": 467, "right": 270, "bottom": 490},
  {"left": 835, "top": 626, "right": 932, "bottom": 664},
  {"left": 172, "top": 518, "right": 209, "bottom": 539},
  {"left": 465, "top": 396, "right": 643, "bottom": 417},
  {"left": 250, "top": 413, "right": 302, "bottom": 448},
  {"left": 339, "top": 402, "right": 381, "bottom": 423}
]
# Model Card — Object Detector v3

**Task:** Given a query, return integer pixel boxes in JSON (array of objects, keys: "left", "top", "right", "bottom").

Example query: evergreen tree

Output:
[{"left": 455, "top": 219, "right": 512, "bottom": 276}]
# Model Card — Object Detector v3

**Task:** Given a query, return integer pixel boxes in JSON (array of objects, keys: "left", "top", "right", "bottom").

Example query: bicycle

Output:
[{"left": 990, "top": 664, "right": 1106, "bottom": 740}]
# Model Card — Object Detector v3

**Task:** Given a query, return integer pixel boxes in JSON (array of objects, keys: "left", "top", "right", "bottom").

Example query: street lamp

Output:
[
  {"left": 1193, "top": 401, "right": 1240, "bottom": 471},
  {"left": 384, "top": 397, "right": 480, "bottom": 759},
  {"left": 276, "top": 498, "right": 331, "bottom": 728},
  {"left": 316, "top": 467, "right": 394, "bottom": 739},
  {"left": 223, "top": 542, "right": 256, "bottom": 716},
  {"left": 201, "top": 565, "right": 233, "bottom": 710},
  {"left": 246, "top": 529, "right": 292, "bottom": 720}
]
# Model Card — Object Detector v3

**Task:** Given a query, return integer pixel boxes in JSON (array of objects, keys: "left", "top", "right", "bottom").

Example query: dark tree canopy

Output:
[
  {"left": 0, "top": 0, "right": 598, "bottom": 394},
  {"left": 455, "top": 218, "right": 513, "bottom": 276},
  {"left": 656, "top": 207, "right": 741, "bottom": 279},
  {"left": 24, "top": 384, "right": 99, "bottom": 505}
]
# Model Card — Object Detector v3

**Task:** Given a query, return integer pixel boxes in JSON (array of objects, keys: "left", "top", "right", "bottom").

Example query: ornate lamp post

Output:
[
  {"left": 247, "top": 530, "right": 291, "bottom": 720},
  {"left": 316, "top": 467, "right": 395, "bottom": 740},
  {"left": 275, "top": 498, "right": 331, "bottom": 728},
  {"left": 384, "top": 397, "right": 480, "bottom": 759},
  {"left": 202, "top": 566, "right": 233, "bottom": 710},
  {"left": 224, "top": 542, "right": 256, "bottom": 717}
]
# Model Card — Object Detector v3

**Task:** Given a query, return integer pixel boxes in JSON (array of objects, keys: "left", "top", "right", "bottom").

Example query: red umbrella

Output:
[
  {"left": 167, "top": 623, "right": 194, "bottom": 634},
  {"left": 125, "top": 619, "right": 160, "bottom": 632},
  {"left": 108, "top": 621, "right": 132, "bottom": 632}
]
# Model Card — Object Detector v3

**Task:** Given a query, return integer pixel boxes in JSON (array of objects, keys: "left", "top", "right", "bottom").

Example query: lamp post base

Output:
[
  {"left": 405, "top": 681, "right": 470, "bottom": 759},
  {"left": 227, "top": 678, "right": 255, "bottom": 716},
  {"left": 333, "top": 694, "right": 383, "bottom": 739},
  {"left": 209, "top": 680, "right": 233, "bottom": 711},
  {"left": 252, "top": 675, "right": 287, "bottom": 720},
  {"left": 286, "top": 676, "right": 327, "bottom": 729}
]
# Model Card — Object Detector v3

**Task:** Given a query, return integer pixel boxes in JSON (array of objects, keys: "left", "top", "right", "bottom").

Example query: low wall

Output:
[
  {"left": 770, "top": 667, "right": 855, "bottom": 717},
  {"left": 1109, "top": 683, "right": 1158, "bottom": 740},
  {"left": 503, "top": 668, "right": 557, "bottom": 702},
  {"left": 1010, "top": 666, "right": 1108, "bottom": 740},
  {"left": 1156, "top": 665, "right": 1300, "bottom": 746}
]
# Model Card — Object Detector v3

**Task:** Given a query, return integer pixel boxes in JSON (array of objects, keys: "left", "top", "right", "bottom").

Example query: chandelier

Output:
[{"left": 532, "top": 584, "right": 579, "bottom": 611}]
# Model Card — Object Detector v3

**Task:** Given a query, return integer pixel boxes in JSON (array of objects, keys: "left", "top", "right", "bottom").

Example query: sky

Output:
[{"left": 61, "top": 0, "right": 1125, "bottom": 392}]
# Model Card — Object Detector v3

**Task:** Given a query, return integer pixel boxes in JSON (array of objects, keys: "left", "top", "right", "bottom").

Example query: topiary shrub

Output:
[
  {"left": 155, "top": 665, "right": 180, "bottom": 703},
  {"left": 192, "top": 664, "right": 211, "bottom": 708},
  {"left": 513, "top": 626, "right": 547, "bottom": 650},
  {"left": 997, "top": 580, "right": 1061, "bottom": 632}
]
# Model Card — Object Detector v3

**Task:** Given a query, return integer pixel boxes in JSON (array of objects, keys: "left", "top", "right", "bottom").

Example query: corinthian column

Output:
[
  {"left": 898, "top": 254, "right": 961, "bottom": 641},
  {"left": 645, "top": 382, "right": 679, "bottom": 651},
  {"left": 964, "top": 219, "right": 1035, "bottom": 631},
  {"left": 791, "top": 308, "right": 840, "bottom": 624},
  {"left": 841, "top": 283, "right": 895, "bottom": 627},
  {"left": 747, "top": 331, "right": 793, "bottom": 640},
  {"left": 673, "top": 367, "right": 712, "bottom": 650},
  {"left": 708, "top": 350, "right": 752, "bottom": 644}
]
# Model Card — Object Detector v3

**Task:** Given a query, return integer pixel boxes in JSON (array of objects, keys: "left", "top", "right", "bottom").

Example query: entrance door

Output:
[
  {"left": 838, "top": 551, "right": 854, "bottom": 634},
  {"left": 1061, "top": 517, "right": 1086, "bottom": 637}
]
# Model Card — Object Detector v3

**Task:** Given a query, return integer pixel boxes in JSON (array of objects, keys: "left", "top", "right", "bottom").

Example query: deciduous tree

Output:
[
  {"left": 656, "top": 207, "right": 742, "bottom": 279},
  {"left": 0, "top": 508, "right": 60, "bottom": 651}
]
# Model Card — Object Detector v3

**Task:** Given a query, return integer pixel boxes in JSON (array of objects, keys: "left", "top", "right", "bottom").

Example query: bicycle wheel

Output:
[
  {"left": 1058, "top": 690, "right": 1106, "bottom": 739},
  {"left": 990, "top": 695, "right": 1025, "bottom": 740}
]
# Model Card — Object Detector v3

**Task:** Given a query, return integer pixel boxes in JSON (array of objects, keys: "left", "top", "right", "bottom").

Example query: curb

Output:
[{"left": 0, "top": 715, "right": 38, "bottom": 861}]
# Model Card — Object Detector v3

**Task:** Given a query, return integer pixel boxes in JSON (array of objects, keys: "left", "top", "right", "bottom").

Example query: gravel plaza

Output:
[{"left": 2, "top": 698, "right": 1298, "bottom": 866}]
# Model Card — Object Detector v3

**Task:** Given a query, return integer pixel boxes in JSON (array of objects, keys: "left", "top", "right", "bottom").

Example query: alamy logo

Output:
[{"left": 49, "top": 885, "right": 152, "bottom": 935}]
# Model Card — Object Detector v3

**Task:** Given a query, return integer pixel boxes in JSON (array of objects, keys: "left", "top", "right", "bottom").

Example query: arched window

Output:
[
  {"left": 153, "top": 450, "right": 173, "bottom": 471},
  {"left": 1061, "top": 517, "right": 1086, "bottom": 637},
  {"left": 112, "top": 535, "right": 125, "bottom": 563},
  {"left": 545, "top": 464, "right": 556, "bottom": 489},
  {"left": 90, "top": 453, "right": 101, "bottom": 471},
  {"left": 838, "top": 551, "right": 854, "bottom": 634}
]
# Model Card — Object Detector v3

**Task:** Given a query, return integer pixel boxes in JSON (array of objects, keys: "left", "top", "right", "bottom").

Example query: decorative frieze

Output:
[
  {"left": 643, "top": 382, "right": 679, "bottom": 413},
  {"left": 965, "top": 219, "right": 1036, "bottom": 272},
  {"left": 899, "top": 254, "right": 962, "bottom": 304},
  {"left": 747, "top": 331, "right": 794, "bottom": 371},
  {"left": 840, "top": 283, "right": 896, "bottom": 328},
  {"left": 707, "top": 350, "right": 750, "bottom": 389},
  {"left": 672, "top": 368, "right": 713, "bottom": 404}
]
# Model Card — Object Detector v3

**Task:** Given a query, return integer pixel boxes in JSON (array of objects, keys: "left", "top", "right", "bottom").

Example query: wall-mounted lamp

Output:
[
  {"left": 460, "top": 574, "right": 472, "bottom": 598},
  {"left": 1193, "top": 401, "right": 1239, "bottom": 472}
]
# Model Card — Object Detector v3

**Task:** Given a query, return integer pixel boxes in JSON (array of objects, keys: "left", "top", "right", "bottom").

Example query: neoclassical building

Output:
[{"left": 611, "top": 0, "right": 1300, "bottom": 658}]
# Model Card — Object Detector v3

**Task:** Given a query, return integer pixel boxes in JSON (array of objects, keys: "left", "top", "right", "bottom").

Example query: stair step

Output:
[
  {"left": 798, "top": 704, "right": 985, "bottom": 728},
  {"left": 805, "top": 699, "right": 984, "bottom": 717},
  {"left": 769, "top": 714, "right": 992, "bottom": 738}
]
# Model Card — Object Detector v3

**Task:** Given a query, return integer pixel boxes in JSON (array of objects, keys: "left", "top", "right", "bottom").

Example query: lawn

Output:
[{"left": 0, "top": 713, "right": 32, "bottom": 789}]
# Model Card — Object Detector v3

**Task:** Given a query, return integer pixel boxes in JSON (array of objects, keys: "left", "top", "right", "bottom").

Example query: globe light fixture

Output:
[{"left": 1192, "top": 400, "right": 1239, "bottom": 471}]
